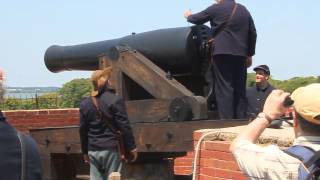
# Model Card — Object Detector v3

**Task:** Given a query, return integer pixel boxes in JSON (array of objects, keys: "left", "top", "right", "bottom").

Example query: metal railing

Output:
[{"left": 1, "top": 95, "right": 60, "bottom": 110}]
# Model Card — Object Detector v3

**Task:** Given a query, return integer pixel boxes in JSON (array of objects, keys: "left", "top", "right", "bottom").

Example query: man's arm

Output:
[
  {"left": 184, "top": 5, "right": 215, "bottom": 25},
  {"left": 112, "top": 97, "right": 138, "bottom": 162},
  {"left": 79, "top": 108, "right": 89, "bottom": 155},
  {"left": 248, "top": 14, "right": 257, "bottom": 57},
  {"left": 230, "top": 90, "right": 290, "bottom": 152}
]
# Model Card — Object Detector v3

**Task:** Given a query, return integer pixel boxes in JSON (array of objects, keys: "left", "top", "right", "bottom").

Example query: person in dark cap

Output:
[
  {"left": 184, "top": 0, "right": 257, "bottom": 119},
  {"left": 246, "top": 65, "right": 274, "bottom": 119},
  {"left": 79, "top": 67, "right": 137, "bottom": 180}
]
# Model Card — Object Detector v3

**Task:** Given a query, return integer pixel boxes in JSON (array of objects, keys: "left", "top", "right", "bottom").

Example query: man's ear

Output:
[{"left": 265, "top": 75, "right": 270, "bottom": 80}]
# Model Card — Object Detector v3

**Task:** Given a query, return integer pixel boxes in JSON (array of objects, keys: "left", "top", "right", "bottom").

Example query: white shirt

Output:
[{"left": 232, "top": 136, "right": 320, "bottom": 180}]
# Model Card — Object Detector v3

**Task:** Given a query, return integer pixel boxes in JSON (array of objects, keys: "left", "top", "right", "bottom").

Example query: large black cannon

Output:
[
  {"left": 45, "top": 25, "right": 215, "bottom": 113},
  {"left": 45, "top": 25, "right": 212, "bottom": 76},
  {"left": 40, "top": 25, "right": 247, "bottom": 180}
]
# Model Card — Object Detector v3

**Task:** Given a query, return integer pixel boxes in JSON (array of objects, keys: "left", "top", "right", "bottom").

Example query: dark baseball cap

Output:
[{"left": 253, "top": 65, "right": 270, "bottom": 75}]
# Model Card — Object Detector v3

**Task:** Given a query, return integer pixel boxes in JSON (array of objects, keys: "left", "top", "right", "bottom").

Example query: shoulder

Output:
[
  {"left": 201, "top": 3, "right": 221, "bottom": 14},
  {"left": 23, "top": 134, "right": 38, "bottom": 149},
  {"left": 246, "top": 86, "right": 256, "bottom": 92},
  {"left": 269, "top": 84, "right": 275, "bottom": 90},
  {"left": 101, "top": 91, "right": 123, "bottom": 105},
  {"left": 80, "top": 97, "right": 91, "bottom": 107},
  {"left": 236, "top": 3, "right": 252, "bottom": 15}
]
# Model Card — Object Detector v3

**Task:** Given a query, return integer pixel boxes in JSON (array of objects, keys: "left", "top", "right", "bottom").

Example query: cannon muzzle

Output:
[{"left": 44, "top": 25, "right": 211, "bottom": 75}]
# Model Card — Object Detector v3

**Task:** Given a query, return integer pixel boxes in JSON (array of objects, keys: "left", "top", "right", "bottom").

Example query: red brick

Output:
[
  {"left": 174, "top": 166, "right": 192, "bottom": 175},
  {"left": 200, "top": 150, "right": 235, "bottom": 161},
  {"left": 186, "top": 151, "right": 194, "bottom": 156},
  {"left": 198, "top": 175, "right": 222, "bottom": 180},
  {"left": 201, "top": 159, "right": 239, "bottom": 171},
  {"left": 193, "top": 131, "right": 204, "bottom": 141},
  {"left": 2, "top": 111, "right": 18, "bottom": 116},
  {"left": 174, "top": 158, "right": 193, "bottom": 167},
  {"left": 199, "top": 167, "right": 216, "bottom": 177},
  {"left": 199, "top": 167, "right": 246, "bottom": 180},
  {"left": 202, "top": 141, "right": 231, "bottom": 152},
  {"left": 38, "top": 110, "right": 49, "bottom": 115}
]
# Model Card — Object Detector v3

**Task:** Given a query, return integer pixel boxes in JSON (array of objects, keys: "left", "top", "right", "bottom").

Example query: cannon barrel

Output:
[{"left": 44, "top": 25, "right": 211, "bottom": 75}]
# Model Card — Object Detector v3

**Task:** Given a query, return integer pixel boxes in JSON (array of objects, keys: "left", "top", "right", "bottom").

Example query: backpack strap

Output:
[
  {"left": 285, "top": 145, "right": 320, "bottom": 179},
  {"left": 212, "top": 3, "right": 238, "bottom": 38},
  {"left": 17, "top": 131, "right": 27, "bottom": 180},
  {"left": 284, "top": 145, "right": 320, "bottom": 168},
  {"left": 305, "top": 149, "right": 320, "bottom": 168}
]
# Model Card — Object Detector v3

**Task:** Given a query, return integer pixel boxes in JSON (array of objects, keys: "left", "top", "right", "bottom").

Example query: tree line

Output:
[{"left": 1, "top": 74, "right": 319, "bottom": 110}]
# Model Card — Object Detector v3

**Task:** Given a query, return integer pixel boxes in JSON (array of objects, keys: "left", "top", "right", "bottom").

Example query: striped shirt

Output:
[{"left": 232, "top": 136, "right": 320, "bottom": 179}]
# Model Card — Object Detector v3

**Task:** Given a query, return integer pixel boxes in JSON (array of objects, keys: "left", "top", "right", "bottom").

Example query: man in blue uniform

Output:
[
  {"left": 0, "top": 69, "right": 42, "bottom": 180},
  {"left": 184, "top": 0, "right": 257, "bottom": 119},
  {"left": 79, "top": 67, "right": 137, "bottom": 179},
  {"left": 246, "top": 65, "right": 274, "bottom": 119}
]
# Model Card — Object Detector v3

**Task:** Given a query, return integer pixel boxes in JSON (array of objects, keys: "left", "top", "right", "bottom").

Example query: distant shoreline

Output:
[{"left": 4, "top": 87, "right": 59, "bottom": 98}]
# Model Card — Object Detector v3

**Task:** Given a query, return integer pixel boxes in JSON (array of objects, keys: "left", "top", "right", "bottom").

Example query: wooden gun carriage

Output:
[{"left": 34, "top": 25, "right": 246, "bottom": 180}]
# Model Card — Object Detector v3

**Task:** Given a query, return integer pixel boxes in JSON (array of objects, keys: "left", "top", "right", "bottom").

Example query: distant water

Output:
[{"left": 5, "top": 92, "right": 48, "bottom": 98}]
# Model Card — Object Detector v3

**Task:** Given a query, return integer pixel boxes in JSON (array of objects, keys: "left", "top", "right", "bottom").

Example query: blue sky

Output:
[{"left": 1, "top": 0, "right": 319, "bottom": 87}]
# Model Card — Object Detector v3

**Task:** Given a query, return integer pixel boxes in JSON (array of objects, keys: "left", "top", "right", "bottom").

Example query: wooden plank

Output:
[
  {"left": 115, "top": 50, "right": 193, "bottom": 99},
  {"left": 30, "top": 120, "right": 246, "bottom": 154},
  {"left": 126, "top": 99, "right": 170, "bottom": 123},
  {"left": 131, "top": 120, "right": 246, "bottom": 152}
]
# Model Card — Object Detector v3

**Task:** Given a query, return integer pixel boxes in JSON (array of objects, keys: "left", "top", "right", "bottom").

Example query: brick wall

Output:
[
  {"left": 3, "top": 109, "right": 79, "bottom": 133},
  {"left": 174, "top": 131, "right": 246, "bottom": 180},
  {"left": 3, "top": 109, "right": 245, "bottom": 179}
]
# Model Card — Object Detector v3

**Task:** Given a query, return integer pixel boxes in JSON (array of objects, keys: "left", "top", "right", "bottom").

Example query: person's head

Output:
[
  {"left": 253, "top": 65, "right": 270, "bottom": 86},
  {"left": 215, "top": 0, "right": 224, "bottom": 4},
  {"left": 291, "top": 83, "right": 320, "bottom": 136},
  {"left": 91, "top": 67, "right": 113, "bottom": 97}
]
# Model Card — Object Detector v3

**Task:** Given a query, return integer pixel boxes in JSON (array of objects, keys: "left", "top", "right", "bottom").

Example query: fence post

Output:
[{"left": 35, "top": 94, "right": 39, "bottom": 109}]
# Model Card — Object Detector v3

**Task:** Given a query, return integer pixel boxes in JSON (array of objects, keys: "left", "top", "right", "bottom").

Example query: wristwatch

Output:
[{"left": 257, "top": 112, "right": 273, "bottom": 124}]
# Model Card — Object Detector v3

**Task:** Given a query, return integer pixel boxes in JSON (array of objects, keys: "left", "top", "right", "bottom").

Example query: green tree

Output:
[
  {"left": 59, "top": 78, "right": 91, "bottom": 108},
  {"left": 246, "top": 73, "right": 256, "bottom": 87},
  {"left": 272, "top": 76, "right": 319, "bottom": 93},
  {"left": 247, "top": 73, "right": 319, "bottom": 93},
  {"left": 38, "top": 93, "right": 59, "bottom": 109}
]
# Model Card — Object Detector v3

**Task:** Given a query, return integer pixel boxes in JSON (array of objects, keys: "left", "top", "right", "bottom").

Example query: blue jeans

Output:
[{"left": 89, "top": 149, "right": 122, "bottom": 180}]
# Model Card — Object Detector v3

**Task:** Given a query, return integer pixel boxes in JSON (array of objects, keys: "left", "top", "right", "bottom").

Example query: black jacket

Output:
[
  {"left": 246, "top": 84, "right": 274, "bottom": 118},
  {"left": 79, "top": 88, "right": 136, "bottom": 154},
  {"left": 0, "top": 111, "right": 42, "bottom": 180},
  {"left": 187, "top": 0, "right": 257, "bottom": 57}
]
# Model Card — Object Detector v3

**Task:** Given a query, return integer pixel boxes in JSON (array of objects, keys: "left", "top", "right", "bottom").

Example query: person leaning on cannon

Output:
[
  {"left": 184, "top": 0, "right": 257, "bottom": 119},
  {"left": 79, "top": 67, "right": 138, "bottom": 179},
  {"left": 0, "top": 68, "right": 42, "bottom": 180}
]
